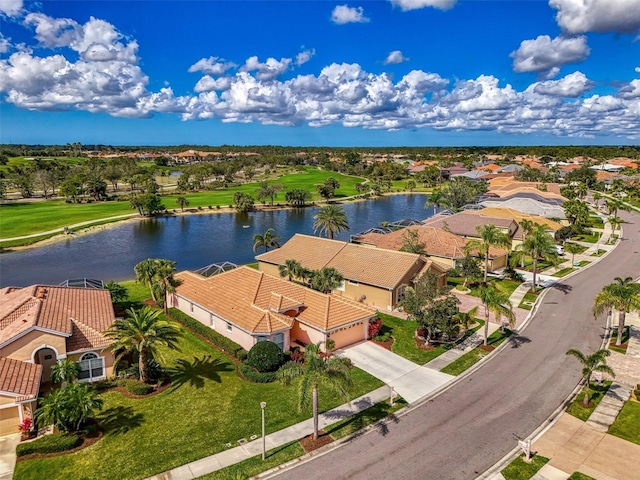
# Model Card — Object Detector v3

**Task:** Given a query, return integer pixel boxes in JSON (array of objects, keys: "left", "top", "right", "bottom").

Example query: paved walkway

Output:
[
  {"left": 424, "top": 323, "right": 501, "bottom": 371},
  {"left": 0, "top": 434, "right": 19, "bottom": 480},
  {"left": 586, "top": 382, "right": 632, "bottom": 432},
  {"left": 336, "top": 342, "right": 453, "bottom": 403},
  {"left": 146, "top": 386, "right": 389, "bottom": 480}
]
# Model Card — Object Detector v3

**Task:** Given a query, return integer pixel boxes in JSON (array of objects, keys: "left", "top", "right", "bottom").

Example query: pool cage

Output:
[{"left": 194, "top": 261, "right": 239, "bottom": 278}]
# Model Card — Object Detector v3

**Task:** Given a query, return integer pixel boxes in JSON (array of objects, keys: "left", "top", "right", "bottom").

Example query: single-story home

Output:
[
  {"left": 255, "top": 234, "right": 443, "bottom": 310},
  {"left": 168, "top": 267, "right": 377, "bottom": 352},
  {"left": 351, "top": 225, "right": 509, "bottom": 272},
  {"left": 0, "top": 285, "right": 116, "bottom": 436}
]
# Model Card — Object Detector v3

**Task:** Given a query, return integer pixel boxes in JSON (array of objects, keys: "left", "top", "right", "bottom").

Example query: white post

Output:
[
  {"left": 389, "top": 385, "right": 396, "bottom": 406},
  {"left": 260, "top": 402, "right": 267, "bottom": 461}
]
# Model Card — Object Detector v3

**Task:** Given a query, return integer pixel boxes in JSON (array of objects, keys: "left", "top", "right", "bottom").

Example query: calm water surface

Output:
[{"left": 0, "top": 195, "right": 435, "bottom": 287}]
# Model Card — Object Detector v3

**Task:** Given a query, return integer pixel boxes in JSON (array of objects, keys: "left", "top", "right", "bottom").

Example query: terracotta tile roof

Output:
[
  {"left": 174, "top": 267, "right": 375, "bottom": 334},
  {"left": 460, "top": 208, "right": 562, "bottom": 232},
  {"left": 0, "top": 285, "right": 115, "bottom": 352},
  {"left": 0, "top": 357, "right": 42, "bottom": 401},
  {"left": 596, "top": 171, "right": 620, "bottom": 181},
  {"left": 488, "top": 179, "right": 562, "bottom": 196},
  {"left": 477, "top": 163, "right": 501, "bottom": 172},
  {"left": 256, "top": 234, "right": 423, "bottom": 289},
  {"left": 354, "top": 225, "right": 507, "bottom": 260},
  {"left": 608, "top": 158, "right": 638, "bottom": 169},
  {"left": 422, "top": 213, "right": 516, "bottom": 240}
]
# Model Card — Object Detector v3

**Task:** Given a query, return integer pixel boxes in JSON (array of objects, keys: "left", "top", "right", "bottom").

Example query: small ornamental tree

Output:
[
  {"left": 368, "top": 317, "right": 382, "bottom": 339},
  {"left": 246, "top": 341, "right": 286, "bottom": 373}
]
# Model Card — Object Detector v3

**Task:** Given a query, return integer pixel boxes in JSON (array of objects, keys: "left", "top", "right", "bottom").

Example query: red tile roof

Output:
[
  {"left": 0, "top": 357, "right": 42, "bottom": 401},
  {"left": 174, "top": 267, "right": 375, "bottom": 333}
]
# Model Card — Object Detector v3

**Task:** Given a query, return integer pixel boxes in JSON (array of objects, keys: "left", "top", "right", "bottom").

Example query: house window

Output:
[
  {"left": 347, "top": 280, "right": 359, "bottom": 286},
  {"left": 78, "top": 352, "right": 105, "bottom": 382},
  {"left": 226, "top": 323, "right": 233, "bottom": 332},
  {"left": 210, "top": 314, "right": 216, "bottom": 329},
  {"left": 256, "top": 336, "right": 268, "bottom": 343},
  {"left": 273, "top": 333, "right": 284, "bottom": 351},
  {"left": 397, "top": 285, "right": 407, "bottom": 303},
  {"left": 190, "top": 303, "right": 194, "bottom": 313}
]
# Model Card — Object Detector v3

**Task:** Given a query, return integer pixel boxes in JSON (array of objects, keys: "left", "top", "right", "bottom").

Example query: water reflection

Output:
[{"left": 0, "top": 195, "right": 431, "bottom": 287}]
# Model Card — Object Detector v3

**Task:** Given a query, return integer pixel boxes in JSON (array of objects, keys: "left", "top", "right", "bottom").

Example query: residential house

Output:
[
  {"left": 0, "top": 285, "right": 116, "bottom": 436},
  {"left": 256, "top": 234, "right": 436, "bottom": 310},
  {"left": 168, "top": 267, "right": 376, "bottom": 352}
]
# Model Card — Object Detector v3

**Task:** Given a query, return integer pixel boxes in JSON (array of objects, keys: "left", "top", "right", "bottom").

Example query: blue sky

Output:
[{"left": 0, "top": 0, "right": 639, "bottom": 146}]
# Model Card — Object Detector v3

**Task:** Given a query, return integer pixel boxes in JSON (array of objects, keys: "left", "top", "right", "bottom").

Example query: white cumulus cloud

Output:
[
  {"left": 296, "top": 49, "right": 315, "bottom": 66},
  {"left": 390, "top": 0, "right": 457, "bottom": 11},
  {"left": 188, "top": 57, "right": 237, "bottom": 76},
  {"left": 511, "top": 35, "right": 590, "bottom": 76},
  {"left": 241, "top": 55, "right": 292, "bottom": 81},
  {"left": 530, "top": 71, "right": 593, "bottom": 97},
  {"left": 384, "top": 50, "right": 409, "bottom": 65},
  {"left": 331, "top": 5, "right": 369, "bottom": 24},
  {"left": 0, "top": 0, "right": 23, "bottom": 17},
  {"left": 550, "top": 0, "right": 640, "bottom": 35}
]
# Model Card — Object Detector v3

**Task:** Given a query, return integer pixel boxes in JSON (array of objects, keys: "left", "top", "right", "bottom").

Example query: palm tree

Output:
[
  {"left": 277, "top": 343, "right": 352, "bottom": 440},
  {"left": 455, "top": 306, "right": 479, "bottom": 332},
  {"left": 609, "top": 216, "right": 622, "bottom": 235},
  {"left": 464, "top": 225, "right": 511, "bottom": 282},
  {"left": 279, "top": 259, "right": 304, "bottom": 282},
  {"left": 518, "top": 219, "right": 536, "bottom": 268},
  {"left": 565, "top": 348, "right": 615, "bottom": 407},
  {"left": 176, "top": 196, "right": 189, "bottom": 211},
  {"left": 253, "top": 228, "right": 281, "bottom": 253},
  {"left": 514, "top": 225, "right": 557, "bottom": 291},
  {"left": 593, "top": 277, "right": 640, "bottom": 346},
  {"left": 592, "top": 192, "right": 602, "bottom": 209},
  {"left": 35, "top": 383, "right": 103, "bottom": 432},
  {"left": 134, "top": 258, "right": 159, "bottom": 301},
  {"left": 51, "top": 358, "right": 81, "bottom": 385},
  {"left": 605, "top": 198, "right": 625, "bottom": 218},
  {"left": 313, "top": 205, "right": 349, "bottom": 240},
  {"left": 479, "top": 286, "right": 515, "bottom": 345},
  {"left": 153, "top": 259, "right": 181, "bottom": 313},
  {"left": 311, "top": 267, "right": 344, "bottom": 293},
  {"left": 564, "top": 242, "right": 583, "bottom": 265},
  {"left": 424, "top": 189, "right": 446, "bottom": 215},
  {"left": 105, "top": 306, "right": 182, "bottom": 382}
]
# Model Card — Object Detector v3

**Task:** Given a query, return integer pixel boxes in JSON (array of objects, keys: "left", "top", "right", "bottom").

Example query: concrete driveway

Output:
[
  {"left": 0, "top": 434, "right": 19, "bottom": 480},
  {"left": 337, "top": 341, "right": 453, "bottom": 404}
]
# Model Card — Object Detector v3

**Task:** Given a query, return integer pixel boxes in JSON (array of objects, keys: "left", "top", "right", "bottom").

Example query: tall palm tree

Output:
[
  {"left": 134, "top": 258, "right": 159, "bottom": 301},
  {"left": 105, "top": 306, "right": 182, "bottom": 382},
  {"left": 424, "top": 189, "right": 446, "bottom": 215},
  {"left": 593, "top": 277, "right": 640, "bottom": 346},
  {"left": 464, "top": 225, "right": 511, "bottom": 282},
  {"left": 564, "top": 242, "right": 582, "bottom": 265},
  {"left": 518, "top": 219, "right": 536, "bottom": 268},
  {"left": 153, "top": 259, "right": 181, "bottom": 313},
  {"left": 277, "top": 343, "right": 352, "bottom": 440},
  {"left": 592, "top": 192, "right": 602, "bottom": 209},
  {"left": 608, "top": 216, "right": 622, "bottom": 235},
  {"left": 514, "top": 225, "right": 557, "bottom": 291},
  {"left": 605, "top": 197, "right": 626, "bottom": 218},
  {"left": 565, "top": 348, "right": 615, "bottom": 406},
  {"left": 51, "top": 358, "right": 81, "bottom": 385},
  {"left": 253, "top": 228, "right": 281, "bottom": 253},
  {"left": 279, "top": 259, "right": 304, "bottom": 282},
  {"left": 311, "top": 267, "right": 344, "bottom": 293},
  {"left": 313, "top": 205, "right": 349, "bottom": 240},
  {"left": 479, "top": 286, "right": 515, "bottom": 345}
]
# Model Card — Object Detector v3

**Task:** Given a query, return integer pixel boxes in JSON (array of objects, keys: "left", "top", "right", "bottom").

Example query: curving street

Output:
[{"left": 274, "top": 210, "right": 640, "bottom": 480}]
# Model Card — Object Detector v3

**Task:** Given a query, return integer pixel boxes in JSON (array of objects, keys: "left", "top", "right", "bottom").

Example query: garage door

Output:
[
  {"left": 330, "top": 323, "right": 366, "bottom": 349},
  {"left": 0, "top": 406, "right": 20, "bottom": 436}
]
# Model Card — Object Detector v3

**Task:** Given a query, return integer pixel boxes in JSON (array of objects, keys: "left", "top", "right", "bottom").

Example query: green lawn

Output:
[
  {"left": 14, "top": 319, "right": 383, "bottom": 480},
  {"left": 552, "top": 267, "right": 576, "bottom": 278},
  {"left": 518, "top": 292, "right": 539, "bottom": 310},
  {"left": 565, "top": 242, "right": 588, "bottom": 254},
  {"left": 326, "top": 397, "right": 408, "bottom": 440},
  {"left": 447, "top": 277, "right": 521, "bottom": 298},
  {"left": 569, "top": 472, "right": 597, "bottom": 480},
  {"left": 577, "top": 260, "right": 591, "bottom": 267},
  {"left": 377, "top": 313, "right": 483, "bottom": 365},
  {"left": 585, "top": 216, "right": 605, "bottom": 229},
  {"left": 566, "top": 382, "right": 611, "bottom": 421},
  {"left": 572, "top": 232, "right": 599, "bottom": 243},
  {"left": 501, "top": 454, "right": 549, "bottom": 480},
  {"left": 590, "top": 249, "right": 606, "bottom": 257},
  {"left": 440, "top": 328, "right": 512, "bottom": 376},
  {"left": 0, "top": 167, "right": 365, "bottom": 240},
  {"left": 609, "top": 400, "right": 640, "bottom": 445},
  {"left": 609, "top": 326, "right": 630, "bottom": 354}
]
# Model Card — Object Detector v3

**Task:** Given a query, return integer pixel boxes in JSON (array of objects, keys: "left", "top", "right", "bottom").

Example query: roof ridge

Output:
[{"left": 253, "top": 271, "right": 265, "bottom": 305}]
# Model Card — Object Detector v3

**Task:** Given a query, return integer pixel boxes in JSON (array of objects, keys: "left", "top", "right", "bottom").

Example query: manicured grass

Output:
[
  {"left": 0, "top": 167, "right": 365, "bottom": 240},
  {"left": 14, "top": 321, "right": 383, "bottom": 480},
  {"left": 569, "top": 472, "right": 597, "bottom": 480},
  {"left": 577, "top": 260, "right": 591, "bottom": 267},
  {"left": 572, "top": 232, "right": 599, "bottom": 243},
  {"left": 377, "top": 313, "right": 482, "bottom": 365},
  {"left": 518, "top": 292, "right": 539, "bottom": 310},
  {"left": 197, "top": 442, "right": 305, "bottom": 480},
  {"left": 117, "top": 280, "right": 150, "bottom": 306},
  {"left": 447, "top": 277, "right": 521, "bottom": 298},
  {"left": 566, "top": 382, "right": 611, "bottom": 421},
  {"left": 326, "top": 398, "right": 408, "bottom": 440},
  {"left": 565, "top": 242, "right": 588, "bottom": 254},
  {"left": 586, "top": 216, "right": 605, "bottom": 228},
  {"left": 552, "top": 267, "right": 576, "bottom": 278},
  {"left": 609, "top": 399, "right": 640, "bottom": 445},
  {"left": 606, "top": 234, "right": 619, "bottom": 245},
  {"left": 501, "top": 454, "right": 549, "bottom": 480},
  {"left": 591, "top": 249, "right": 606, "bottom": 257},
  {"left": 440, "top": 328, "right": 512, "bottom": 376}
]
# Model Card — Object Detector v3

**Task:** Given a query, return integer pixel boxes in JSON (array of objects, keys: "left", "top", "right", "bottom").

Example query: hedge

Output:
[
  {"left": 246, "top": 341, "right": 286, "bottom": 372},
  {"left": 125, "top": 380, "right": 155, "bottom": 396},
  {"left": 16, "top": 434, "right": 82, "bottom": 457},
  {"left": 238, "top": 363, "right": 277, "bottom": 383},
  {"left": 168, "top": 308, "right": 248, "bottom": 361}
]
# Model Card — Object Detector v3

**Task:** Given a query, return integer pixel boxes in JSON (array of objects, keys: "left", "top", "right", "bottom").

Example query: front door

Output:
[{"left": 36, "top": 348, "right": 58, "bottom": 382}]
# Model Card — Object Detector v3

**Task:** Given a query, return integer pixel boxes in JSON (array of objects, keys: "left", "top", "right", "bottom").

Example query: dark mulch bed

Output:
[
  {"left": 478, "top": 344, "right": 496, "bottom": 352},
  {"left": 299, "top": 430, "right": 334, "bottom": 453},
  {"left": 143, "top": 299, "right": 158, "bottom": 307},
  {"left": 414, "top": 337, "right": 437, "bottom": 351},
  {"left": 373, "top": 337, "right": 395, "bottom": 351},
  {"left": 17, "top": 429, "right": 103, "bottom": 462},
  {"left": 100, "top": 381, "right": 172, "bottom": 399}
]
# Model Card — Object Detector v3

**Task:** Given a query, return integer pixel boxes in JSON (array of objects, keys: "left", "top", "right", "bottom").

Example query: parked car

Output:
[{"left": 555, "top": 245, "right": 565, "bottom": 256}]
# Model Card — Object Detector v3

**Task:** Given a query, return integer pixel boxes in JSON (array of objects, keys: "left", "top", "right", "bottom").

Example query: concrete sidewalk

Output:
[
  {"left": 586, "top": 382, "right": 632, "bottom": 432},
  {"left": 0, "top": 434, "right": 20, "bottom": 480},
  {"left": 424, "top": 323, "right": 501, "bottom": 371},
  {"left": 146, "top": 386, "right": 389, "bottom": 480}
]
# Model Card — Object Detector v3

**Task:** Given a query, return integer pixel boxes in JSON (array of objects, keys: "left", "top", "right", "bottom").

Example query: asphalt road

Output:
[{"left": 274, "top": 210, "right": 640, "bottom": 480}]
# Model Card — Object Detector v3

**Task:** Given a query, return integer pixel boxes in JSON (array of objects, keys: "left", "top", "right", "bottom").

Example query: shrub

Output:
[
  {"left": 447, "top": 268, "right": 462, "bottom": 277},
  {"left": 16, "top": 434, "right": 81, "bottom": 457},
  {"left": 125, "top": 380, "right": 155, "bottom": 396},
  {"left": 18, "top": 417, "right": 32, "bottom": 434},
  {"left": 374, "top": 332, "right": 391, "bottom": 342},
  {"left": 168, "top": 308, "right": 248, "bottom": 361},
  {"left": 238, "top": 363, "right": 277, "bottom": 383},
  {"left": 246, "top": 341, "right": 286, "bottom": 372},
  {"left": 94, "top": 379, "right": 118, "bottom": 391},
  {"left": 368, "top": 317, "right": 382, "bottom": 339}
]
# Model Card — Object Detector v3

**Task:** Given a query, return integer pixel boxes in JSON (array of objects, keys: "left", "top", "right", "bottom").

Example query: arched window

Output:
[
  {"left": 78, "top": 352, "right": 104, "bottom": 382},
  {"left": 273, "top": 333, "right": 284, "bottom": 351}
]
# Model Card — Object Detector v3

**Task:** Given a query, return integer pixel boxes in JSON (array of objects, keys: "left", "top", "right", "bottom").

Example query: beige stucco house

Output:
[
  {"left": 169, "top": 266, "right": 377, "bottom": 353},
  {"left": 0, "top": 285, "right": 116, "bottom": 436},
  {"left": 255, "top": 234, "right": 445, "bottom": 310}
]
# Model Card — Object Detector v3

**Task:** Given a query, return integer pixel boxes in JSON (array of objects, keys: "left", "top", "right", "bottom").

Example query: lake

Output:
[{"left": 0, "top": 194, "right": 436, "bottom": 287}]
